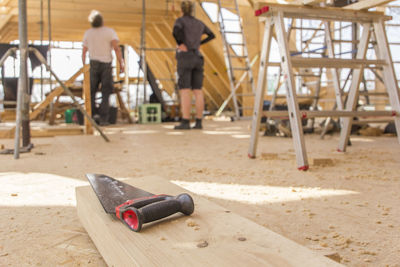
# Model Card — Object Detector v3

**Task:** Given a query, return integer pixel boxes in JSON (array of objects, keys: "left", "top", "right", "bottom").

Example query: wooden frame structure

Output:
[
  {"left": 0, "top": 1, "right": 262, "bottom": 116},
  {"left": 249, "top": 3, "right": 400, "bottom": 170}
]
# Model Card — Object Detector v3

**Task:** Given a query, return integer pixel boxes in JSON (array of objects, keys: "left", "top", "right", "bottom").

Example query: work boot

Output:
[
  {"left": 192, "top": 118, "right": 202, "bottom": 129},
  {"left": 174, "top": 119, "right": 190, "bottom": 130}
]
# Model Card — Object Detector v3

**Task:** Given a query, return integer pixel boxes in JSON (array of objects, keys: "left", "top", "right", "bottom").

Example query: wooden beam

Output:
[
  {"left": 30, "top": 67, "right": 84, "bottom": 120},
  {"left": 76, "top": 175, "right": 341, "bottom": 267},
  {"left": 0, "top": 14, "right": 12, "bottom": 32},
  {"left": 301, "top": 0, "right": 325, "bottom": 5}
]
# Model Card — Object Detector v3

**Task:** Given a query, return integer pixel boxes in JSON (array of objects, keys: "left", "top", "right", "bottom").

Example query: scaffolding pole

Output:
[
  {"left": 140, "top": 0, "right": 148, "bottom": 104},
  {"left": 14, "top": 0, "right": 30, "bottom": 159}
]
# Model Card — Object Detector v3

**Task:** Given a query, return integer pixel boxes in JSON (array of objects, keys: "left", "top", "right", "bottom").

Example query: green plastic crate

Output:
[{"left": 139, "top": 103, "right": 162, "bottom": 124}]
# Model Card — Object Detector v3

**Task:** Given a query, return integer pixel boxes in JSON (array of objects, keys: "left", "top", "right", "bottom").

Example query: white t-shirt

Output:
[{"left": 83, "top": 26, "right": 119, "bottom": 63}]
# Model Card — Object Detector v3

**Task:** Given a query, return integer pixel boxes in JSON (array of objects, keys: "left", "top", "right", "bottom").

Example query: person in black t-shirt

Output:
[{"left": 172, "top": 1, "right": 215, "bottom": 130}]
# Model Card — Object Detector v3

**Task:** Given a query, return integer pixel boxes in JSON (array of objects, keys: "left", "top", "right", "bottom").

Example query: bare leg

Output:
[
  {"left": 179, "top": 89, "right": 191, "bottom": 119},
  {"left": 175, "top": 89, "right": 191, "bottom": 130},
  {"left": 193, "top": 89, "right": 204, "bottom": 119}
]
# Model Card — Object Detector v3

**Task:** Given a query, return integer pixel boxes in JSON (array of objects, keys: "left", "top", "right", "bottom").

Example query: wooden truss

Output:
[{"left": 249, "top": 4, "right": 400, "bottom": 170}]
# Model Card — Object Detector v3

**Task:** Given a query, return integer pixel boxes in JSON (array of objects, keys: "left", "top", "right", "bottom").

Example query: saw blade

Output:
[{"left": 86, "top": 173, "right": 154, "bottom": 213}]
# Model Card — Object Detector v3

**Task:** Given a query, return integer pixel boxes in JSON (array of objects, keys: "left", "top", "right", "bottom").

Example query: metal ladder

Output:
[{"left": 216, "top": 0, "right": 255, "bottom": 118}]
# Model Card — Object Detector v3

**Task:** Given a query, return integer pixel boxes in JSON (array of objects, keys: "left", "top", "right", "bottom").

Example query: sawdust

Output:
[
  {"left": 196, "top": 240, "right": 208, "bottom": 248},
  {"left": 0, "top": 120, "right": 399, "bottom": 266},
  {"left": 186, "top": 218, "right": 198, "bottom": 227}
]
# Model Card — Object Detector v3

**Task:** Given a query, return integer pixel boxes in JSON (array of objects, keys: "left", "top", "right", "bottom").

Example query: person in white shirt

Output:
[{"left": 82, "top": 10, "right": 124, "bottom": 126}]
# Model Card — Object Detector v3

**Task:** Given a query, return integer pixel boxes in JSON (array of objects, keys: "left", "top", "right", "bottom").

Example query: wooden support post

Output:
[
  {"left": 338, "top": 23, "right": 371, "bottom": 152},
  {"left": 83, "top": 64, "right": 93, "bottom": 135},
  {"left": 373, "top": 19, "right": 400, "bottom": 143},
  {"left": 248, "top": 17, "right": 273, "bottom": 158},
  {"left": 275, "top": 11, "right": 308, "bottom": 170}
]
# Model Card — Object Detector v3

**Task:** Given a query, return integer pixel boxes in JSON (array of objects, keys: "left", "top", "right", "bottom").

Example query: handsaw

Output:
[{"left": 86, "top": 174, "right": 194, "bottom": 232}]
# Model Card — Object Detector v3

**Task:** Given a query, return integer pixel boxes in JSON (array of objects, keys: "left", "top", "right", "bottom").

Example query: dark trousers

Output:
[{"left": 90, "top": 60, "right": 113, "bottom": 121}]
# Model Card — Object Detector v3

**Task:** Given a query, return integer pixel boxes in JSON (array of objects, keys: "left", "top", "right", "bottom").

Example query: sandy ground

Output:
[{"left": 0, "top": 120, "right": 399, "bottom": 266}]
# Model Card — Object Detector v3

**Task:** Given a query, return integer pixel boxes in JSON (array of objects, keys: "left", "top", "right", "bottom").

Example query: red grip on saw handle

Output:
[{"left": 116, "top": 193, "right": 194, "bottom": 232}]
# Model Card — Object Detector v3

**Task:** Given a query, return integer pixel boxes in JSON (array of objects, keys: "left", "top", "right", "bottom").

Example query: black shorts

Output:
[{"left": 176, "top": 50, "right": 204, "bottom": 90}]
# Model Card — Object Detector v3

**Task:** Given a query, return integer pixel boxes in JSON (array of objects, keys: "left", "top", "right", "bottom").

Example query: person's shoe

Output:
[
  {"left": 93, "top": 114, "right": 101, "bottom": 124},
  {"left": 191, "top": 118, "right": 202, "bottom": 129},
  {"left": 174, "top": 119, "right": 190, "bottom": 130}
]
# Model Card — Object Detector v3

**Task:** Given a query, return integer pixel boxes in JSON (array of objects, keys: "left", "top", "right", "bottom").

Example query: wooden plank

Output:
[
  {"left": 254, "top": 2, "right": 391, "bottom": 22},
  {"left": 343, "top": 0, "right": 395, "bottom": 10},
  {"left": 30, "top": 127, "right": 83, "bottom": 138},
  {"left": 301, "top": 0, "right": 325, "bottom": 5},
  {"left": 263, "top": 58, "right": 385, "bottom": 68},
  {"left": 0, "top": 125, "right": 83, "bottom": 139},
  {"left": 76, "top": 176, "right": 341, "bottom": 267},
  {"left": 0, "top": 127, "right": 14, "bottom": 139},
  {"left": 262, "top": 110, "right": 396, "bottom": 118},
  {"left": 291, "top": 58, "right": 385, "bottom": 69}
]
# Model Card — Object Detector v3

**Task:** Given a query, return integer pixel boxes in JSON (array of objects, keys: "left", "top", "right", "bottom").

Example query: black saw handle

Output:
[{"left": 116, "top": 193, "right": 194, "bottom": 232}]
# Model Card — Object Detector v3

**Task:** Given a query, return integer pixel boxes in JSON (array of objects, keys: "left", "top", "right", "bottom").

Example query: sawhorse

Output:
[{"left": 249, "top": 3, "right": 400, "bottom": 170}]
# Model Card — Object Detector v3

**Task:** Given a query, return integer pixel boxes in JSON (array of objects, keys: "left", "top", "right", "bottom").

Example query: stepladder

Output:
[{"left": 249, "top": 3, "right": 400, "bottom": 170}]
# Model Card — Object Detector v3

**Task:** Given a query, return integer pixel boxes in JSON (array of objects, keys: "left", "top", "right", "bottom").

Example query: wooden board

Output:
[
  {"left": 30, "top": 127, "right": 83, "bottom": 138},
  {"left": 0, "top": 125, "right": 83, "bottom": 139},
  {"left": 253, "top": 2, "right": 390, "bottom": 22},
  {"left": 343, "top": 0, "right": 394, "bottom": 10},
  {"left": 76, "top": 176, "right": 341, "bottom": 267}
]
